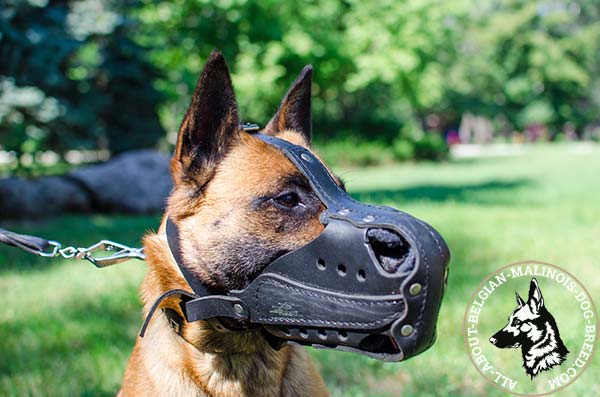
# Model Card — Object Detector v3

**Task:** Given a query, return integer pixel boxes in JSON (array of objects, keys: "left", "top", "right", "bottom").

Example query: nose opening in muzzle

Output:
[{"left": 367, "top": 228, "right": 416, "bottom": 275}]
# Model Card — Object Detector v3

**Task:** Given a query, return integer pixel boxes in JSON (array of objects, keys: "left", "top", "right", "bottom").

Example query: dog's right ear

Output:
[
  {"left": 171, "top": 51, "right": 240, "bottom": 187},
  {"left": 515, "top": 292, "right": 525, "bottom": 308}
]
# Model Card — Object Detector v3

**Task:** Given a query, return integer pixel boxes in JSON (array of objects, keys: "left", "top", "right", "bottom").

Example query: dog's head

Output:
[
  {"left": 146, "top": 52, "right": 450, "bottom": 360},
  {"left": 489, "top": 278, "right": 547, "bottom": 348},
  {"left": 166, "top": 52, "right": 347, "bottom": 292}
]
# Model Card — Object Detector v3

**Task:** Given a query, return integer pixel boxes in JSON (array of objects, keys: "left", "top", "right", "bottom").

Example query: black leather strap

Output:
[
  {"left": 0, "top": 228, "right": 52, "bottom": 255},
  {"left": 166, "top": 218, "right": 214, "bottom": 297},
  {"left": 139, "top": 288, "right": 197, "bottom": 337}
]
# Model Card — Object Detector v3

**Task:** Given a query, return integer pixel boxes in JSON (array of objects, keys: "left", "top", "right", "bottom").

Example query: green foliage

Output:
[
  {"left": 411, "top": 133, "right": 448, "bottom": 161},
  {"left": 0, "top": 0, "right": 165, "bottom": 174},
  {"left": 392, "top": 120, "right": 449, "bottom": 162},
  {"left": 392, "top": 139, "right": 415, "bottom": 162},
  {"left": 316, "top": 136, "right": 394, "bottom": 168},
  {"left": 133, "top": 0, "right": 600, "bottom": 144},
  {"left": 132, "top": 0, "right": 471, "bottom": 141},
  {"left": 1, "top": 0, "right": 600, "bottom": 169},
  {"left": 446, "top": 0, "right": 600, "bottom": 134}
]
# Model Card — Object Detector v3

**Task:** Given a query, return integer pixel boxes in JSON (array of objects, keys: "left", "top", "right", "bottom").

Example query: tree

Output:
[
  {"left": 446, "top": 0, "right": 600, "bottom": 135},
  {"left": 0, "top": 0, "right": 165, "bottom": 173}
]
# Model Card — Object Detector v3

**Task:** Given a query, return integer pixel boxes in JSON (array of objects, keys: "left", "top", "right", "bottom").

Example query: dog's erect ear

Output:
[
  {"left": 171, "top": 51, "right": 240, "bottom": 187},
  {"left": 515, "top": 292, "right": 525, "bottom": 308},
  {"left": 527, "top": 278, "right": 544, "bottom": 314},
  {"left": 264, "top": 65, "right": 313, "bottom": 143}
]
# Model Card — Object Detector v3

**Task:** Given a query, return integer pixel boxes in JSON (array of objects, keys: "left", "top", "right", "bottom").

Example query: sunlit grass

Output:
[{"left": 1, "top": 143, "right": 599, "bottom": 396}]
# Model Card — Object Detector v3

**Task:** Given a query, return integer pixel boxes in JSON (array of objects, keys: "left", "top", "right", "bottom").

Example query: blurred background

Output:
[{"left": 0, "top": 0, "right": 599, "bottom": 396}]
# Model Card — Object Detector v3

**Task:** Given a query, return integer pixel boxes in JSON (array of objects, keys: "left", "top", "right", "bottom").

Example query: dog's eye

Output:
[
  {"left": 512, "top": 318, "right": 521, "bottom": 327},
  {"left": 273, "top": 192, "right": 302, "bottom": 209}
]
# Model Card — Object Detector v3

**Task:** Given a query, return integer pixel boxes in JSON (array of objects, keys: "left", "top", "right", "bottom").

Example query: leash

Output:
[
  {"left": 0, "top": 227, "right": 145, "bottom": 267},
  {"left": 0, "top": 123, "right": 259, "bottom": 267}
]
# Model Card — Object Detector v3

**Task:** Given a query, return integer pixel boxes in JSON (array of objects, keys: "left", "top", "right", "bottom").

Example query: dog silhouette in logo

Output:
[{"left": 489, "top": 278, "right": 569, "bottom": 378}]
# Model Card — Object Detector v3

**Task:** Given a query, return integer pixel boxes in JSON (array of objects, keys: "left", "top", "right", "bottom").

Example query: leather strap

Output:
[
  {"left": 166, "top": 218, "right": 214, "bottom": 297},
  {"left": 139, "top": 288, "right": 197, "bottom": 337},
  {"left": 0, "top": 228, "right": 51, "bottom": 255}
]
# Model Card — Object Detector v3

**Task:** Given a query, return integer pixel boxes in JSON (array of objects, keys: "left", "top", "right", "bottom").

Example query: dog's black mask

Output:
[{"left": 142, "top": 133, "right": 450, "bottom": 362}]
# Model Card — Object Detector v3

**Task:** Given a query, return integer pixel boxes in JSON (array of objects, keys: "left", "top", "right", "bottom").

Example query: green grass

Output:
[{"left": 1, "top": 143, "right": 599, "bottom": 396}]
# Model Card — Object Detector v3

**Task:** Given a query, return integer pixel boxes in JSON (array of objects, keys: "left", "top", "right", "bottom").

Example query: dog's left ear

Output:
[
  {"left": 264, "top": 65, "right": 313, "bottom": 143},
  {"left": 527, "top": 278, "right": 544, "bottom": 314}
]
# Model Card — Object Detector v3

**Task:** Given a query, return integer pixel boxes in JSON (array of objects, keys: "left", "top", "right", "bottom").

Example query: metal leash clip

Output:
[
  {"left": 72, "top": 240, "right": 146, "bottom": 268},
  {"left": 44, "top": 240, "right": 145, "bottom": 267},
  {"left": 1, "top": 228, "right": 146, "bottom": 267}
]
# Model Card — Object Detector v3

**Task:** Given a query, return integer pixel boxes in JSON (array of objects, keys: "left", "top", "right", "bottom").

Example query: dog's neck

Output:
[
  {"left": 521, "top": 319, "right": 568, "bottom": 378},
  {"left": 137, "top": 300, "right": 293, "bottom": 397},
  {"left": 129, "top": 230, "right": 328, "bottom": 397}
]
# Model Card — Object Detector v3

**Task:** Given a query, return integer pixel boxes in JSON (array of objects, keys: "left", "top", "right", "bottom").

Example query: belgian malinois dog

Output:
[
  {"left": 119, "top": 52, "right": 332, "bottom": 396},
  {"left": 489, "top": 278, "right": 569, "bottom": 378}
]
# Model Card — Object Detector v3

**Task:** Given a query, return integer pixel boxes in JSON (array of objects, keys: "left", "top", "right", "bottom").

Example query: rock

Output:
[
  {"left": 0, "top": 176, "right": 90, "bottom": 219},
  {"left": 0, "top": 150, "right": 172, "bottom": 219},
  {"left": 69, "top": 150, "right": 172, "bottom": 213}
]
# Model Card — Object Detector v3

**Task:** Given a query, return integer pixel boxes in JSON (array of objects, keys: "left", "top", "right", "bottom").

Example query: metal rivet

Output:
[
  {"left": 400, "top": 324, "right": 414, "bottom": 336},
  {"left": 300, "top": 153, "right": 312, "bottom": 162},
  {"left": 409, "top": 283, "right": 422, "bottom": 296},
  {"left": 233, "top": 303, "right": 245, "bottom": 316},
  {"left": 362, "top": 215, "right": 375, "bottom": 222}
]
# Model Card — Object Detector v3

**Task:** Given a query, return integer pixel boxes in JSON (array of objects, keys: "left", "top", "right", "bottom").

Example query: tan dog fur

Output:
[{"left": 119, "top": 53, "right": 330, "bottom": 396}]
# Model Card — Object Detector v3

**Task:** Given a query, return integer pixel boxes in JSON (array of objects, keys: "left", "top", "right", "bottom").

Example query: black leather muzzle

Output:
[{"left": 141, "top": 133, "right": 450, "bottom": 362}]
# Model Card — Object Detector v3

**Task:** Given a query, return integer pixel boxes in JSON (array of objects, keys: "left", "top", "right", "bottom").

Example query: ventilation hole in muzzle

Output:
[
  {"left": 317, "top": 329, "right": 327, "bottom": 340},
  {"left": 357, "top": 269, "right": 367, "bottom": 282},
  {"left": 367, "top": 228, "right": 416, "bottom": 274},
  {"left": 299, "top": 328, "right": 309, "bottom": 338},
  {"left": 336, "top": 264, "right": 347, "bottom": 276},
  {"left": 337, "top": 330, "right": 348, "bottom": 341},
  {"left": 358, "top": 334, "right": 400, "bottom": 355},
  {"left": 316, "top": 258, "right": 326, "bottom": 270},
  {"left": 281, "top": 327, "right": 291, "bottom": 336}
]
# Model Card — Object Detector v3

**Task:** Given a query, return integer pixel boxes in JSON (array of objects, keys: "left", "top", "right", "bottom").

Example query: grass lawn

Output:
[{"left": 1, "top": 143, "right": 599, "bottom": 396}]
